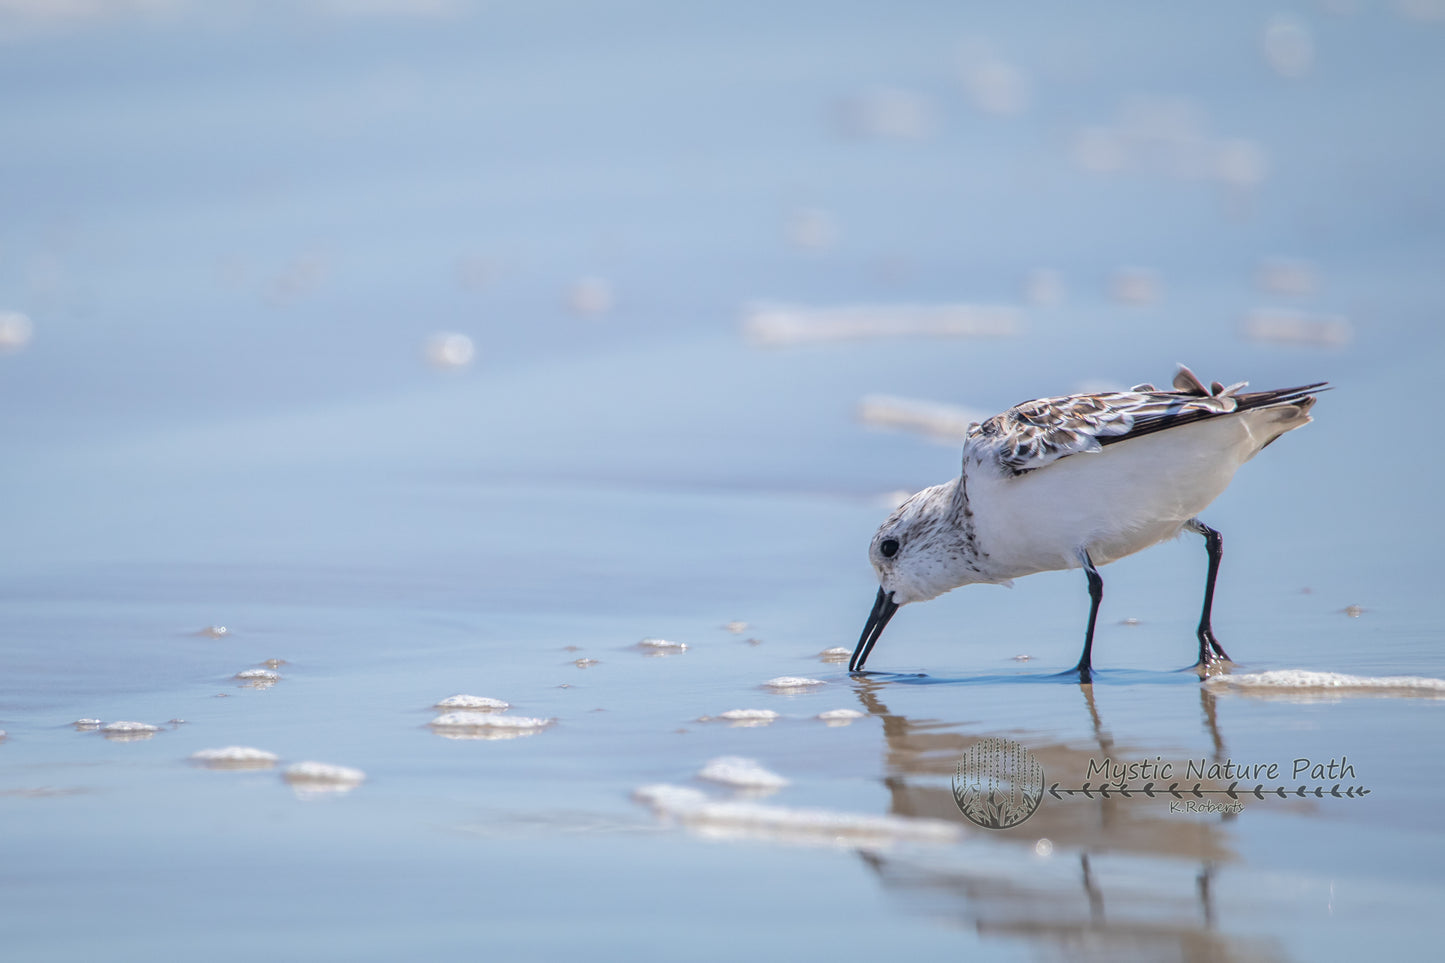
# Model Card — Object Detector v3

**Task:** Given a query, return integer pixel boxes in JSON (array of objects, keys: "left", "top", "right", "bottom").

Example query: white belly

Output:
[{"left": 967, "top": 413, "right": 1276, "bottom": 579}]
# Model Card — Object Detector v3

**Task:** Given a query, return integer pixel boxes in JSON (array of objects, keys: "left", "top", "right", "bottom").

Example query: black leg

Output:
[
  {"left": 1186, "top": 518, "right": 1232, "bottom": 667},
  {"left": 1072, "top": 549, "right": 1103, "bottom": 682}
]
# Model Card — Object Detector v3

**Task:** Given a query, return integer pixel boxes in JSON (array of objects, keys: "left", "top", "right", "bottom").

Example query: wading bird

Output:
[{"left": 852, "top": 365, "right": 1324, "bottom": 680}]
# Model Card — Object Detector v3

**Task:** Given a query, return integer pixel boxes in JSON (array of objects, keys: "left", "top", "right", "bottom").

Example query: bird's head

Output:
[{"left": 851, "top": 483, "right": 969, "bottom": 672}]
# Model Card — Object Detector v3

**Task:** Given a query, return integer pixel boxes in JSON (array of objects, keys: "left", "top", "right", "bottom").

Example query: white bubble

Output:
[
  {"left": 1256, "top": 258, "right": 1318, "bottom": 296},
  {"left": 283, "top": 761, "right": 366, "bottom": 794},
  {"left": 0, "top": 311, "right": 34, "bottom": 353},
  {"left": 190, "top": 747, "right": 279, "bottom": 769},
  {"left": 101, "top": 721, "right": 160, "bottom": 733},
  {"left": 837, "top": 88, "right": 937, "bottom": 139},
  {"left": 428, "top": 713, "right": 554, "bottom": 740},
  {"left": 1264, "top": 16, "right": 1314, "bottom": 78},
  {"left": 707, "top": 709, "right": 779, "bottom": 728},
  {"left": 637, "top": 638, "right": 688, "bottom": 652},
  {"left": 1214, "top": 138, "right": 1269, "bottom": 188},
  {"left": 1035, "top": 838, "right": 1054, "bottom": 857},
  {"left": 816, "top": 709, "right": 865, "bottom": 727},
  {"left": 567, "top": 277, "right": 614, "bottom": 317},
  {"left": 235, "top": 668, "right": 281, "bottom": 689},
  {"left": 101, "top": 721, "right": 161, "bottom": 742},
  {"left": 424, "top": 332, "right": 475, "bottom": 369},
  {"left": 817, "top": 647, "right": 852, "bottom": 663},
  {"left": 1240, "top": 308, "right": 1352, "bottom": 346},
  {"left": 433, "top": 694, "right": 510, "bottom": 711},
  {"left": 858, "top": 395, "right": 991, "bottom": 446},
  {"left": 698, "top": 756, "right": 789, "bottom": 791},
  {"left": 1072, "top": 126, "right": 1128, "bottom": 173},
  {"left": 764, "top": 676, "right": 825, "bottom": 690},
  {"left": 1110, "top": 268, "right": 1163, "bottom": 305},
  {"left": 785, "top": 208, "right": 839, "bottom": 251},
  {"left": 1024, "top": 269, "right": 1066, "bottom": 306},
  {"left": 633, "top": 784, "right": 963, "bottom": 846},
  {"left": 743, "top": 302, "right": 1022, "bottom": 347},
  {"left": 960, "top": 47, "right": 1030, "bottom": 116},
  {"left": 430, "top": 712, "right": 552, "bottom": 729}
]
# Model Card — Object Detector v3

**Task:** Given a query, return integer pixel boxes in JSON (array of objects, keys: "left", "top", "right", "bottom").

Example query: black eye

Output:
[{"left": 880, "top": 538, "right": 900, "bottom": 558}]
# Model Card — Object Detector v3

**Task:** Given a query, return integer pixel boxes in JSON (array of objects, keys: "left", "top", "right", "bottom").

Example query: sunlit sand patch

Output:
[
  {"left": 428, "top": 712, "right": 554, "bottom": 740},
  {"left": 722, "top": 621, "right": 749, "bottom": 634},
  {"left": 633, "top": 784, "right": 963, "bottom": 847},
  {"left": 100, "top": 721, "right": 161, "bottom": 742},
  {"left": 1205, "top": 669, "right": 1445, "bottom": 702},
  {"left": 742, "top": 302, "right": 1021, "bottom": 347},
  {"left": 1240, "top": 308, "right": 1352, "bottom": 347},
  {"left": 764, "top": 676, "right": 825, "bottom": 691},
  {"left": 698, "top": 756, "right": 788, "bottom": 794},
  {"left": 190, "top": 747, "right": 279, "bottom": 770},
  {"left": 818, "top": 647, "right": 851, "bottom": 663},
  {"left": 433, "top": 695, "right": 510, "bottom": 711},
  {"left": 635, "top": 638, "right": 687, "bottom": 656},
  {"left": 816, "top": 709, "right": 865, "bottom": 727},
  {"left": 573, "top": 658, "right": 599, "bottom": 668},
  {"left": 857, "top": 395, "right": 989, "bottom": 446},
  {"left": 283, "top": 761, "right": 365, "bottom": 797},
  {"left": 698, "top": 709, "right": 779, "bottom": 728},
  {"left": 235, "top": 668, "right": 280, "bottom": 689}
]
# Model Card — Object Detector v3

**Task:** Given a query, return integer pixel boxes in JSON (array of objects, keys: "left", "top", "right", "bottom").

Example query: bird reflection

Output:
[{"left": 848, "top": 677, "right": 1282, "bottom": 961}]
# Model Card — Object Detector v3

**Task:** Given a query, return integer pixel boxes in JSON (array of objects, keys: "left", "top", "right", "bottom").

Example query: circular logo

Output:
[{"left": 952, "top": 737, "right": 1045, "bottom": 829}]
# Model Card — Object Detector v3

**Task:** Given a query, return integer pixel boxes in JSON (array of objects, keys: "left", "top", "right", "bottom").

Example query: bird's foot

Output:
[{"left": 1189, "top": 630, "right": 1234, "bottom": 676}]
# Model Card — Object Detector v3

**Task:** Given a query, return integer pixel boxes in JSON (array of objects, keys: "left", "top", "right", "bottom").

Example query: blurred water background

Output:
[{"left": 2, "top": 2, "right": 1443, "bottom": 960}]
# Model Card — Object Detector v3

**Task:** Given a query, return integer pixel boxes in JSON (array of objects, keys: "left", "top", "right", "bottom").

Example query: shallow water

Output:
[{"left": 3, "top": 3, "right": 1444, "bottom": 960}]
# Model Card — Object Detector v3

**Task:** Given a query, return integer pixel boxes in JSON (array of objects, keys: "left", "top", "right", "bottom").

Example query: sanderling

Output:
[{"left": 852, "top": 365, "right": 1325, "bottom": 679}]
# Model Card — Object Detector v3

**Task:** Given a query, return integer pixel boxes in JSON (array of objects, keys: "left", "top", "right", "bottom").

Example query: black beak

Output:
[{"left": 849, "top": 587, "right": 900, "bottom": 673}]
